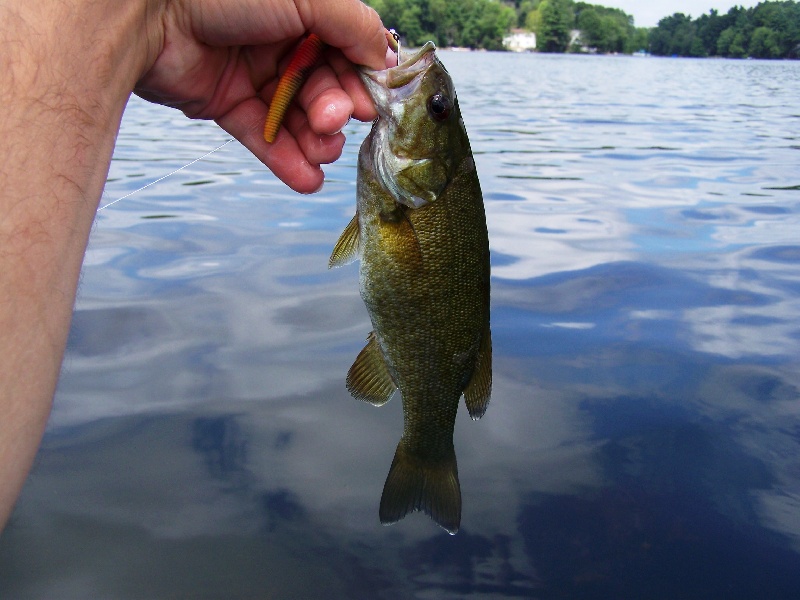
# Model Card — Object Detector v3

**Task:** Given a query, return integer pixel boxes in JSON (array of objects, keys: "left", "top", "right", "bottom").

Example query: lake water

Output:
[{"left": 2, "top": 52, "right": 800, "bottom": 598}]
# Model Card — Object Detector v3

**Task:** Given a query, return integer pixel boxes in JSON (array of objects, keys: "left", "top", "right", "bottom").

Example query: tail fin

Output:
[{"left": 379, "top": 439, "right": 461, "bottom": 534}]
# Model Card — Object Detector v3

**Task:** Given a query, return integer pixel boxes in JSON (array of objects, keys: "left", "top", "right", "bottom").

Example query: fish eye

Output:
[{"left": 427, "top": 93, "right": 452, "bottom": 121}]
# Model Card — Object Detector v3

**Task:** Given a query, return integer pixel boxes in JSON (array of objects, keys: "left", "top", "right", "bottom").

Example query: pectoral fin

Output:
[
  {"left": 378, "top": 207, "right": 424, "bottom": 272},
  {"left": 463, "top": 325, "right": 492, "bottom": 420},
  {"left": 329, "top": 214, "right": 360, "bottom": 268},
  {"left": 346, "top": 332, "right": 396, "bottom": 406}
]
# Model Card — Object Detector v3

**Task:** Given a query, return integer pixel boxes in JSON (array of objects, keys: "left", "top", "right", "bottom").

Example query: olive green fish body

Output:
[{"left": 330, "top": 43, "right": 491, "bottom": 534}]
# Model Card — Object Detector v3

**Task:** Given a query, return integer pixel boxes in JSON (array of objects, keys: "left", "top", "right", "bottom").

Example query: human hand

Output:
[{"left": 135, "top": 0, "right": 391, "bottom": 193}]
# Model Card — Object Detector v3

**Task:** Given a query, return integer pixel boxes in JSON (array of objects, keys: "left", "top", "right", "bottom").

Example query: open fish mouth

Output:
[{"left": 360, "top": 41, "right": 437, "bottom": 114}]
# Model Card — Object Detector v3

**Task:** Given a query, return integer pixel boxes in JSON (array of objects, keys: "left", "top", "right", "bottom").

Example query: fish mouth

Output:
[
  {"left": 358, "top": 41, "right": 440, "bottom": 210},
  {"left": 360, "top": 41, "right": 437, "bottom": 114}
]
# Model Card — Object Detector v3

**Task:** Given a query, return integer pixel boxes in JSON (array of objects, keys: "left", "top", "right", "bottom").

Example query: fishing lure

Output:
[
  {"left": 102, "top": 31, "right": 401, "bottom": 211},
  {"left": 263, "top": 29, "right": 401, "bottom": 143}
]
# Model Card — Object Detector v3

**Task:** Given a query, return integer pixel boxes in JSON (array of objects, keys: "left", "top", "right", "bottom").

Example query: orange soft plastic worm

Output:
[
  {"left": 263, "top": 33, "right": 326, "bottom": 143},
  {"left": 263, "top": 30, "right": 401, "bottom": 144}
]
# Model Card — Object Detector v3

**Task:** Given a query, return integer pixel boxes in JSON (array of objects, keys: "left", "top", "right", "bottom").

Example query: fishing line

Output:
[
  {"left": 100, "top": 28, "right": 402, "bottom": 212},
  {"left": 98, "top": 138, "right": 235, "bottom": 211}
]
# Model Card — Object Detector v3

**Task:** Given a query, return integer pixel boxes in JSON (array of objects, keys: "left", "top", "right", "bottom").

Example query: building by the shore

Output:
[{"left": 503, "top": 29, "right": 537, "bottom": 52}]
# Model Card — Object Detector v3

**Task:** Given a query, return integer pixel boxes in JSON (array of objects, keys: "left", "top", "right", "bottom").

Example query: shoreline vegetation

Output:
[{"left": 365, "top": 0, "right": 800, "bottom": 58}]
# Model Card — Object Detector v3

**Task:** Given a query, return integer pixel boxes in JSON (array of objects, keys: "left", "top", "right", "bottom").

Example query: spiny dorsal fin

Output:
[
  {"left": 379, "top": 439, "right": 461, "bottom": 535},
  {"left": 329, "top": 213, "right": 360, "bottom": 268},
  {"left": 464, "top": 324, "right": 492, "bottom": 420},
  {"left": 346, "top": 332, "right": 396, "bottom": 406}
]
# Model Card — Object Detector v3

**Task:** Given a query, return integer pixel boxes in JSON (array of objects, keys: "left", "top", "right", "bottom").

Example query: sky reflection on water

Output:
[{"left": 2, "top": 52, "right": 800, "bottom": 598}]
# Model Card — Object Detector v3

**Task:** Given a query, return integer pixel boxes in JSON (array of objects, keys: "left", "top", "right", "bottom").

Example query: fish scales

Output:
[{"left": 331, "top": 42, "right": 491, "bottom": 534}]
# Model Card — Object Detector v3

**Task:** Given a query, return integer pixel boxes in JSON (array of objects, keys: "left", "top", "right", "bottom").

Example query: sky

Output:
[{"left": 597, "top": 1, "right": 761, "bottom": 28}]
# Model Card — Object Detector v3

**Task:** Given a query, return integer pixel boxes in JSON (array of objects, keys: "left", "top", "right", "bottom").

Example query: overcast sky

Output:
[{"left": 597, "top": 1, "right": 761, "bottom": 28}]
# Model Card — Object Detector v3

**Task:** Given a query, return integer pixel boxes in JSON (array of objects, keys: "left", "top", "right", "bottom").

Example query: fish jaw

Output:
[
  {"left": 359, "top": 41, "right": 437, "bottom": 120},
  {"left": 358, "top": 42, "right": 450, "bottom": 210}
]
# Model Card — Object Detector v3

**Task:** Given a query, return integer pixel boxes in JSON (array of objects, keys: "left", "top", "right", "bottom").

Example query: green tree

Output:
[
  {"left": 460, "top": 0, "right": 516, "bottom": 49},
  {"left": 517, "top": 0, "right": 541, "bottom": 28},
  {"left": 649, "top": 13, "right": 696, "bottom": 55},
  {"left": 574, "top": 3, "right": 634, "bottom": 53},
  {"left": 577, "top": 6, "right": 601, "bottom": 42},
  {"left": 427, "top": 0, "right": 458, "bottom": 46},
  {"left": 716, "top": 25, "right": 749, "bottom": 57},
  {"left": 626, "top": 27, "right": 650, "bottom": 53},
  {"left": 397, "top": 2, "right": 425, "bottom": 45},
  {"left": 366, "top": 0, "right": 516, "bottom": 50},
  {"left": 730, "top": 32, "right": 747, "bottom": 57},
  {"left": 717, "top": 27, "right": 736, "bottom": 56},
  {"left": 648, "top": 3, "right": 800, "bottom": 58},
  {"left": 525, "top": 5, "right": 542, "bottom": 32},
  {"left": 537, "top": 0, "right": 574, "bottom": 52},
  {"left": 750, "top": 26, "right": 782, "bottom": 57},
  {"left": 716, "top": 27, "right": 736, "bottom": 55},
  {"left": 695, "top": 9, "right": 730, "bottom": 56}
]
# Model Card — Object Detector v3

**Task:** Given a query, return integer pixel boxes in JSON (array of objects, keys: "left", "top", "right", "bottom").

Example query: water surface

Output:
[{"left": 2, "top": 53, "right": 800, "bottom": 598}]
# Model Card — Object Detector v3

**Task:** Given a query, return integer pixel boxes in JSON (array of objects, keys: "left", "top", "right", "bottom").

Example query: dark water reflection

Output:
[{"left": 2, "top": 53, "right": 800, "bottom": 598}]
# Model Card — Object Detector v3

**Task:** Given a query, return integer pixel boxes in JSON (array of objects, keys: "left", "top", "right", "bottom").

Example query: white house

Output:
[{"left": 503, "top": 29, "right": 537, "bottom": 52}]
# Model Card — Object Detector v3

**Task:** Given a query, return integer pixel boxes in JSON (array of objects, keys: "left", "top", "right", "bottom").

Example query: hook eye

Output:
[{"left": 388, "top": 29, "right": 401, "bottom": 66}]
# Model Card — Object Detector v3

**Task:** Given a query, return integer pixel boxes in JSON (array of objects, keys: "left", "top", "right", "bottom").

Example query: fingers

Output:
[
  {"left": 212, "top": 44, "right": 367, "bottom": 193},
  {"left": 295, "top": 0, "right": 388, "bottom": 70},
  {"left": 295, "top": 64, "right": 355, "bottom": 135},
  {"left": 216, "top": 94, "right": 347, "bottom": 194},
  {"left": 283, "top": 104, "right": 347, "bottom": 165},
  {"left": 326, "top": 49, "right": 378, "bottom": 122},
  {"left": 248, "top": 52, "right": 374, "bottom": 191},
  {"left": 277, "top": 53, "right": 376, "bottom": 136},
  {"left": 216, "top": 96, "right": 321, "bottom": 193},
  {"left": 189, "top": 0, "right": 387, "bottom": 70},
  {"left": 159, "top": 0, "right": 389, "bottom": 193}
]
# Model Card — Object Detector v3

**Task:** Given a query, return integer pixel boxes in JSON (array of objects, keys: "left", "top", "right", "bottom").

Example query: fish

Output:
[{"left": 329, "top": 42, "right": 491, "bottom": 534}]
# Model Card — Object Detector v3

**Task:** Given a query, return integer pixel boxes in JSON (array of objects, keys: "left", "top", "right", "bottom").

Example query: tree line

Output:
[
  {"left": 364, "top": 0, "right": 800, "bottom": 58},
  {"left": 520, "top": 0, "right": 648, "bottom": 53},
  {"left": 365, "top": 0, "right": 644, "bottom": 51},
  {"left": 364, "top": 0, "right": 516, "bottom": 50},
  {"left": 649, "top": 2, "right": 800, "bottom": 58}
]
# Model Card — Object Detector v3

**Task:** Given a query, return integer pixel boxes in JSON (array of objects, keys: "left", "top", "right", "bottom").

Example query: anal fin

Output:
[
  {"left": 329, "top": 213, "right": 360, "bottom": 268},
  {"left": 346, "top": 332, "right": 396, "bottom": 406},
  {"left": 464, "top": 324, "right": 492, "bottom": 420}
]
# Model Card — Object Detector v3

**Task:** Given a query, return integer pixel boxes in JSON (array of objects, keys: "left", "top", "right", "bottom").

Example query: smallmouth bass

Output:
[{"left": 330, "top": 42, "right": 491, "bottom": 534}]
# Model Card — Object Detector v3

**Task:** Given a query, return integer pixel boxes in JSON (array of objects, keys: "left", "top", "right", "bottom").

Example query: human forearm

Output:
[
  {"left": 0, "top": 0, "right": 388, "bottom": 531},
  {"left": 0, "top": 0, "right": 155, "bottom": 526}
]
